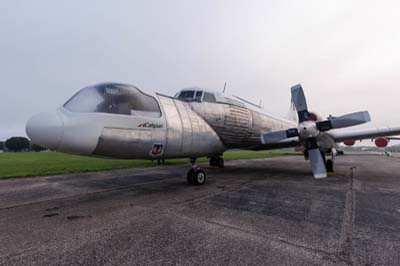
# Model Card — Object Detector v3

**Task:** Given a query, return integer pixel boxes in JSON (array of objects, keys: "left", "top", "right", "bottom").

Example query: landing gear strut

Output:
[
  {"left": 305, "top": 150, "right": 335, "bottom": 175},
  {"left": 187, "top": 158, "right": 206, "bottom": 185},
  {"left": 323, "top": 150, "right": 335, "bottom": 174},
  {"left": 326, "top": 159, "right": 334, "bottom": 173},
  {"left": 209, "top": 156, "right": 224, "bottom": 168}
]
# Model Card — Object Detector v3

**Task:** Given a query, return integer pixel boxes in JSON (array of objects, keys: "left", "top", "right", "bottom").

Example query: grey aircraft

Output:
[{"left": 26, "top": 83, "right": 400, "bottom": 185}]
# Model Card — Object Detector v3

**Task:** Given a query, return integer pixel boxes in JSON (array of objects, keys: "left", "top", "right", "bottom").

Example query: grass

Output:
[{"left": 0, "top": 150, "right": 299, "bottom": 179}]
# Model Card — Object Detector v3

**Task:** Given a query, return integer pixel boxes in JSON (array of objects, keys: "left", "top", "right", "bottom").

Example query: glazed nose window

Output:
[{"left": 63, "top": 83, "right": 161, "bottom": 117}]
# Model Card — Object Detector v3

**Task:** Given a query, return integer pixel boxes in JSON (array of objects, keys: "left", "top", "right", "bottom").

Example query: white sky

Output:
[{"left": 1, "top": 0, "right": 400, "bottom": 142}]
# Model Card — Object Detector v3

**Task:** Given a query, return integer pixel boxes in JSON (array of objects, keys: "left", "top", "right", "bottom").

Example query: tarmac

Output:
[{"left": 1, "top": 154, "right": 400, "bottom": 266}]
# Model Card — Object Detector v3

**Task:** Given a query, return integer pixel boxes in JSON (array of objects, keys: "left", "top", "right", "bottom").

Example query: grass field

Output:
[{"left": 0, "top": 150, "right": 299, "bottom": 179}]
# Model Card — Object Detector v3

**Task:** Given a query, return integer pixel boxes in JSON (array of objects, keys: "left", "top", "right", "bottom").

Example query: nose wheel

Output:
[
  {"left": 187, "top": 168, "right": 206, "bottom": 185},
  {"left": 187, "top": 158, "right": 207, "bottom": 185}
]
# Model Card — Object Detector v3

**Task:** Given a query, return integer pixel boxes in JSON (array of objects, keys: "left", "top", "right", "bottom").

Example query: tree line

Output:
[{"left": 0, "top": 137, "right": 46, "bottom": 152}]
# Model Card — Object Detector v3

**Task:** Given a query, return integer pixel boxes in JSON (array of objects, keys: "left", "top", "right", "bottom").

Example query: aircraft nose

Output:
[{"left": 26, "top": 112, "right": 64, "bottom": 150}]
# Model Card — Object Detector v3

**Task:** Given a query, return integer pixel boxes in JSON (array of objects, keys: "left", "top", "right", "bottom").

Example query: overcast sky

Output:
[{"left": 1, "top": 0, "right": 400, "bottom": 141}]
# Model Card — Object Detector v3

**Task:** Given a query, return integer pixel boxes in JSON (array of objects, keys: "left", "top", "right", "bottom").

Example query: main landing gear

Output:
[
  {"left": 326, "top": 159, "right": 334, "bottom": 173},
  {"left": 209, "top": 156, "right": 224, "bottom": 168},
  {"left": 324, "top": 149, "right": 336, "bottom": 174},
  {"left": 305, "top": 150, "right": 335, "bottom": 175},
  {"left": 187, "top": 158, "right": 207, "bottom": 185}
]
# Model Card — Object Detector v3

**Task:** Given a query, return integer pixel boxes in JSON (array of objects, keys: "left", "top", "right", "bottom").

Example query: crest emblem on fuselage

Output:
[{"left": 150, "top": 143, "right": 164, "bottom": 156}]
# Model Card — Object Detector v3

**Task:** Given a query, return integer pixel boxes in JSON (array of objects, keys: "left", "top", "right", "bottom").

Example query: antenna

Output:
[{"left": 223, "top": 82, "right": 226, "bottom": 93}]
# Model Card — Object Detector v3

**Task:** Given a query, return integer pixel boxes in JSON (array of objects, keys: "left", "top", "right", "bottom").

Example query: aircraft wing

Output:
[{"left": 328, "top": 126, "right": 400, "bottom": 142}]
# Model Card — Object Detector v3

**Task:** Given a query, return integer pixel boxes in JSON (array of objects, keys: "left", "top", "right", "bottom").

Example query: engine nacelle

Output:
[
  {"left": 343, "top": 140, "right": 356, "bottom": 146},
  {"left": 375, "top": 137, "right": 389, "bottom": 148}
]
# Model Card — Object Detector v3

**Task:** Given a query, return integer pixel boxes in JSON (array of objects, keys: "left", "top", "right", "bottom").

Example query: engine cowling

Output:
[
  {"left": 343, "top": 140, "right": 356, "bottom": 146},
  {"left": 375, "top": 137, "right": 389, "bottom": 148}
]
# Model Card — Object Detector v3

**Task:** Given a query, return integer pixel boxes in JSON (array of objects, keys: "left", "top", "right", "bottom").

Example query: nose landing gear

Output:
[{"left": 187, "top": 158, "right": 207, "bottom": 185}]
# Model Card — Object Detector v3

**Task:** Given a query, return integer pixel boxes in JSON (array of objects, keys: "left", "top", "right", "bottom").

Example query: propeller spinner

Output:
[{"left": 261, "top": 84, "right": 371, "bottom": 178}]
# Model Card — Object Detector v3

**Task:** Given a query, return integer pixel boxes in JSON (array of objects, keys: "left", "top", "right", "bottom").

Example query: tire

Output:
[
  {"left": 187, "top": 169, "right": 195, "bottom": 184},
  {"left": 326, "top": 159, "right": 334, "bottom": 173},
  {"left": 216, "top": 157, "right": 224, "bottom": 168},
  {"left": 192, "top": 169, "right": 206, "bottom": 185},
  {"left": 209, "top": 157, "right": 216, "bottom": 167}
]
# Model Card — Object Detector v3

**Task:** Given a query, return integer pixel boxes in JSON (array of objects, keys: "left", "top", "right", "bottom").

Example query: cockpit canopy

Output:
[
  {"left": 63, "top": 83, "right": 161, "bottom": 117},
  {"left": 176, "top": 89, "right": 217, "bottom": 103}
]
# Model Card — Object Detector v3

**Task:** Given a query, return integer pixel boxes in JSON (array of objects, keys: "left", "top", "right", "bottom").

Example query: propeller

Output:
[{"left": 261, "top": 84, "right": 371, "bottom": 178}]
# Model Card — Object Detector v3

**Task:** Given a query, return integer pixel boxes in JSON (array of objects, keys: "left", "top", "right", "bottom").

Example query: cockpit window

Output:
[
  {"left": 203, "top": 92, "right": 216, "bottom": 103},
  {"left": 63, "top": 83, "right": 161, "bottom": 117},
  {"left": 178, "top": 91, "right": 195, "bottom": 100},
  {"left": 177, "top": 90, "right": 205, "bottom": 102},
  {"left": 194, "top": 91, "right": 203, "bottom": 101}
]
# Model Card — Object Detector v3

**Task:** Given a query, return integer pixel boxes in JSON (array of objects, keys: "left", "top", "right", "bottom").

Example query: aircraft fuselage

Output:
[{"left": 26, "top": 83, "right": 297, "bottom": 160}]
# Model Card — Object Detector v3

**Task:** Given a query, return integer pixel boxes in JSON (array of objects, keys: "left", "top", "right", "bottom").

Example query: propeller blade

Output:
[
  {"left": 330, "top": 111, "right": 371, "bottom": 128},
  {"left": 308, "top": 148, "right": 327, "bottom": 178},
  {"left": 291, "top": 84, "right": 310, "bottom": 122},
  {"left": 260, "top": 128, "right": 299, "bottom": 144},
  {"left": 317, "top": 111, "right": 371, "bottom": 131}
]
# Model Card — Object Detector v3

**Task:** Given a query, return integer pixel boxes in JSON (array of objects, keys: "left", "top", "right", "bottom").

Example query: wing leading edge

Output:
[
  {"left": 259, "top": 126, "right": 400, "bottom": 150},
  {"left": 328, "top": 126, "right": 400, "bottom": 143}
]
